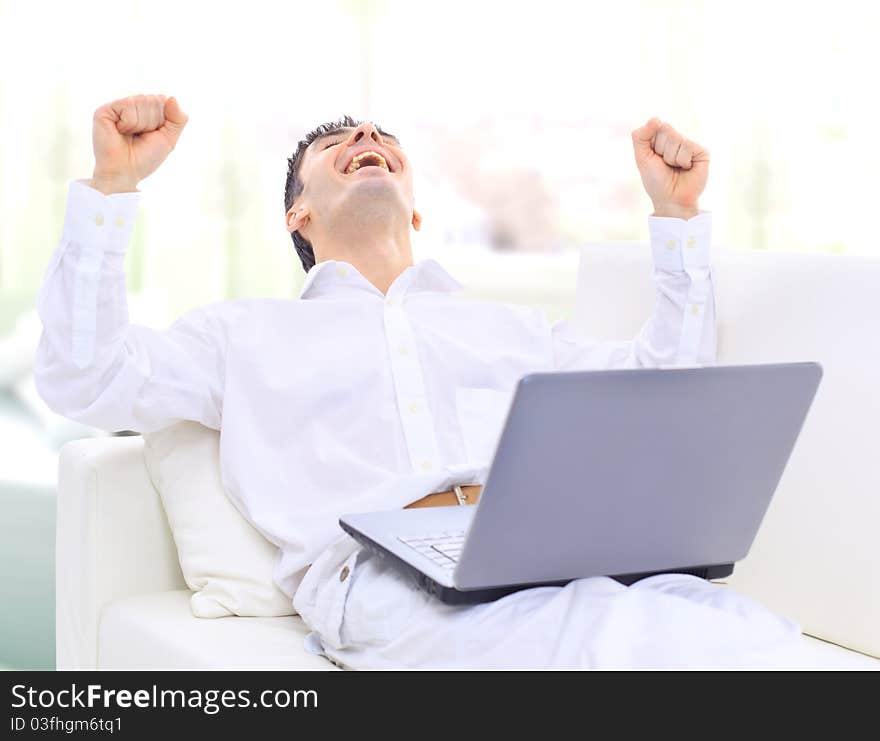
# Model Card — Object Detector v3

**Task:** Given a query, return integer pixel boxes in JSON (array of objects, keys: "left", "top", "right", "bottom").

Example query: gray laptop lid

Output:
[{"left": 454, "top": 362, "right": 823, "bottom": 590}]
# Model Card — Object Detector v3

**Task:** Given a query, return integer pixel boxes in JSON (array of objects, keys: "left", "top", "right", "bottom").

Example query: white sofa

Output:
[{"left": 56, "top": 244, "right": 880, "bottom": 670}]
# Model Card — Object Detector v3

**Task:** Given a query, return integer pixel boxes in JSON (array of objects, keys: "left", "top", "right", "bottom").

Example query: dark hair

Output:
[{"left": 284, "top": 116, "right": 398, "bottom": 273}]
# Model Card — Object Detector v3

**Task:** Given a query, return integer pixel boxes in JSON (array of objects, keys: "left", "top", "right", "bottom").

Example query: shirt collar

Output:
[{"left": 299, "top": 258, "right": 463, "bottom": 300}]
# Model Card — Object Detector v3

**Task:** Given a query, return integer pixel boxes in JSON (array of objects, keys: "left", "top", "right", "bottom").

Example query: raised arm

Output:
[
  {"left": 553, "top": 118, "right": 715, "bottom": 370},
  {"left": 35, "top": 94, "right": 229, "bottom": 433}
]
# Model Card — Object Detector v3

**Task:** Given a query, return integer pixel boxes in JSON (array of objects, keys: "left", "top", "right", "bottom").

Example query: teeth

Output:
[{"left": 345, "top": 151, "right": 389, "bottom": 174}]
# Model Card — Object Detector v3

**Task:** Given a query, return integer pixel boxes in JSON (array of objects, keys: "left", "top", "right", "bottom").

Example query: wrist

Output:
[
  {"left": 651, "top": 203, "right": 699, "bottom": 220},
  {"left": 89, "top": 172, "right": 139, "bottom": 195}
]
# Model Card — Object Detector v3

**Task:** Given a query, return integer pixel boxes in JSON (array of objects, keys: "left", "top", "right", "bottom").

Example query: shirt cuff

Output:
[
  {"left": 62, "top": 178, "right": 142, "bottom": 255},
  {"left": 648, "top": 210, "right": 712, "bottom": 272}
]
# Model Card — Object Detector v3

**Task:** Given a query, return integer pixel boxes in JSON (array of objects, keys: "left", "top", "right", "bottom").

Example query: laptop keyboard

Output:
[{"left": 398, "top": 531, "right": 466, "bottom": 570}]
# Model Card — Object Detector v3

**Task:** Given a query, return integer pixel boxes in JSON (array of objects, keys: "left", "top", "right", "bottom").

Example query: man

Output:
[{"left": 35, "top": 94, "right": 801, "bottom": 670}]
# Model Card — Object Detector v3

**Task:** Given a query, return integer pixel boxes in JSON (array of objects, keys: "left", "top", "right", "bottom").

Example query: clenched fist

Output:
[
  {"left": 631, "top": 118, "right": 709, "bottom": 220},
  {"left": 90, "top": 94, "right": 188, "bottom": 195}
]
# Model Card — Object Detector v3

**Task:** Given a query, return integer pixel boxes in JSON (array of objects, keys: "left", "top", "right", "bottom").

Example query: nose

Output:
[{"left": 347, "top": 121, "right": 384, "bottom": 146}]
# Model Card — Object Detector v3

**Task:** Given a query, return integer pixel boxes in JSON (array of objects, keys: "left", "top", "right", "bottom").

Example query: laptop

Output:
[{"left": 339, "top": 362, "right": 823, "bottom": 605}]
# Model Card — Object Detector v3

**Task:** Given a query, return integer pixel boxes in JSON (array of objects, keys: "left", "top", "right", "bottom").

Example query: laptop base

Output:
[{"left": 341, "top": 522, "right": 734, "bottom": 605}]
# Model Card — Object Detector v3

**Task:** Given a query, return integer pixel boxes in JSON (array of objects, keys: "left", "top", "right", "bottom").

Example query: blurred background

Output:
[{"left": 2, "top": 0, "right": 878, "bottom": 668}]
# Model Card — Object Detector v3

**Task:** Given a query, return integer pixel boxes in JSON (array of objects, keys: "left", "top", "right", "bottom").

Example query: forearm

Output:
[
  {"left": 640, "top": 211, "right": 716, "bottom": 366},
  {"left": 551, "top": 212, "right": 716, "bottom": 370},
  {"left": 35, "top": 178, "right": 228, "bottom": 433},
  {"left": 633, "top": 267, "right": 716, "bottom": 367},
  {"left": 35, "top": 179, "right": 141, "bottom": 427}
]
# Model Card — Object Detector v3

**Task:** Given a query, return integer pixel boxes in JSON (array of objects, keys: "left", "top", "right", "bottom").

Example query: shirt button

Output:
[
  {"left": 686, "top": 237, "right": 697, "bottom": 248},
  {"left": 398, "top": 342, "right": 408, "bottom": 355},
  {"left": 665, "top": 239, "right": 677, "bottom": 249},
  {"left": 691, "top": 304, "right": 700, "bottom": 315},
  {"left": 339, "top": 565, "right": 350, "bottom": 582},
  {"left": 409, "top": 401, "right": 419, "bottom": 414},
  {"left": 386, "top": 297, "right": 394, "bottom": 307},
  {"left": 94, "top": 213, "right": 104, "bottom": 226},
  {"left": 114, "top": 215, "right": 125, "bottom": 227},
  {"left": 336, "top": 266, "right": 348, "bottom": 278},
  {"left": 420, "top": 460, "right": 433, "bottom": 471}
]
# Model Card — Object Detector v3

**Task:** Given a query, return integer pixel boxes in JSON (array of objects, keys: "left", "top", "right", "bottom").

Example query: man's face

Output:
[{"left": 286, "top": 122, "right": 420, "bottom": 240}]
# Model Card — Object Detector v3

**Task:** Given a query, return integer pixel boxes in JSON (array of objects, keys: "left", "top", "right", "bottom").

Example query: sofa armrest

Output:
[{"left": 56, "top": 436, "right": 186, "bottom": 670}]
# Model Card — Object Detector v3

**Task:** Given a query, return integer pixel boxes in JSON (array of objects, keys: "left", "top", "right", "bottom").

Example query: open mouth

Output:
[{"left": 344, "top": 150, "right": 390, "bottom": 174}]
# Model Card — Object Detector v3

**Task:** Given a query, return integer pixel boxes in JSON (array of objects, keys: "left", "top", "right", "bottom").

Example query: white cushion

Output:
[
  {"left": 98, "top": 591, "right": 339, "bottom": 670},
  {"left": 573, "top": 244, "right": 880, "bottom": 658},
  {"left": 143, "top": 422, "right": 294, "bottom": 619}
]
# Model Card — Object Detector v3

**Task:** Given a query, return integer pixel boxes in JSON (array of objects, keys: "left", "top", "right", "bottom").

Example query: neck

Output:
[{"left": 312, "top": 221, "right": 414, "bottom": 295}]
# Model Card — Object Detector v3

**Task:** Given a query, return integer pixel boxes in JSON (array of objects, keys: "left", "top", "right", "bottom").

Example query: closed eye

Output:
[{"left": 322, "top": 135, "right": 400, "bottom": 151}]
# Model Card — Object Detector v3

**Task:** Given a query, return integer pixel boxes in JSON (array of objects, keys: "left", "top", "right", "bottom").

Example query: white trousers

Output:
[{"left": 293, "top": 532, "right": 810, "bottom": 670}]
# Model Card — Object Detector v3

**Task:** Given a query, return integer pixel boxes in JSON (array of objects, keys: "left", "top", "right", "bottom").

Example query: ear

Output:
[
  {"left": 411, "top": 208, "right": 422, "bottom": 232},
  {"left": 286, "top": 205, "right": 311, "bottom": 234}
]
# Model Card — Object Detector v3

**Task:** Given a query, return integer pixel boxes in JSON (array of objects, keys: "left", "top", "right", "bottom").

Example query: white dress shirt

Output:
[{"left": 35, "top": 179, "right": 716, "bottom": 599}]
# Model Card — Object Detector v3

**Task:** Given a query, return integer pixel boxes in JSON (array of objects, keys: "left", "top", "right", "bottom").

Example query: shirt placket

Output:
[{"left": 382, "top": 293, "right": 442, "bottom": 475}]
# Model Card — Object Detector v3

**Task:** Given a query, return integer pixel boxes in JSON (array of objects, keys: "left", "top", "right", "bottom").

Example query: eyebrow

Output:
[{"left": 314, "top": 128, "right": 400, "bottom": 145}]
